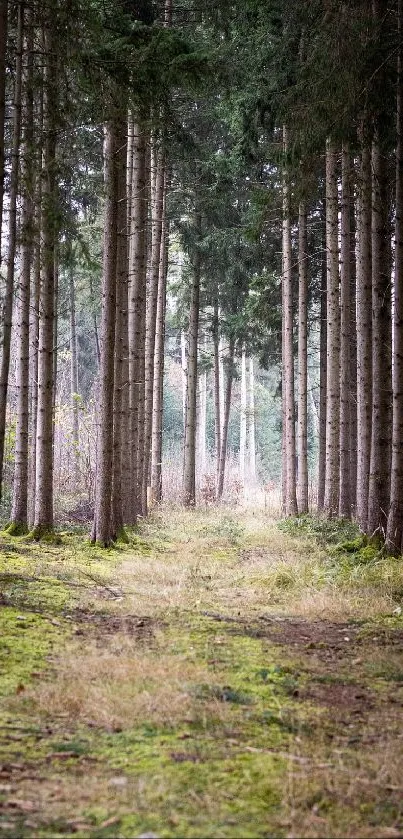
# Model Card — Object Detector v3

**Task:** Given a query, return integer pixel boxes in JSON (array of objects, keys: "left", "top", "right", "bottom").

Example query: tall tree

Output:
[
  {"left": 297, "top": 200, "right": 308, "bottom": 513},
  {"left": 386, "top": 0, "right": 403, "bottom": 554},
  {"left": 282, "top": 126, "right": 298, "bottom": 516},
  {"left": 0, "top": 0, "right": 23, "bottom": 501},
  {"left": 183, "top": 236, "right": 201, "bottom": 506},
  {"left": 339, "top": 144, "right": 352, "bottom": 517},
  {"left": 356, "top": 128, "right": 372, "bottom": 531},
  {"left": 323, "top": 138, "right": 340, "bottom": 517}
]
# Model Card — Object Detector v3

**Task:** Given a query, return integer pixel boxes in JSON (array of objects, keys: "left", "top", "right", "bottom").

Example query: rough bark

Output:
[
  {"left": 151, "top": 178, "right": 169, "bottom": 503},
  {"left": 0, "top": 0, "right": 8, "bottom": 267},
  {"left": 367, "top": 136, "right": 392, "bottom": 537},
  {"left": 317, "top": 211, "right": 327, "bottom": 511},
  {"left": 111, "top": 117, "right": 128, "bottom": 538},
  {"left": 240, "top": 349, "right": 247, "bottom": 487},
  {"left": 0, "top": 1, "right": 23, "bottom": 501},
  {"left": 142, "top": 139, "right": 164, "bottom": 515},
  {"left": 217, "top": 338, "right": 235, "bottom": 500},
  {"left": 297, "top": 200, "right": 308, "bottom": 513},
  {"left": 356, "top": 130, "right": 372, "bottom": 531},
  {"left": 69, "top": 264, "right": 80, "bottom": 485},
  {"left": 282, "top": 126, "right": 298, "bottom": 515},
  {"left": 339, "top": 144, "right": 352, "bottom": 517},
  {"left": 33, "top": 11, "right": 58, "bottom": 536},
  {"left": 248, "top": 357, "right": 256, "bottom": 480},
  {"left": 91, "top": 118, "right": 118, "bottom": 546},
  {"left": 349, "top": 177, "right": 358, "bottom": 515},
  {"left": 10, "top": 5, "right": 34, "bottom": 531},
  {"left": 127, "top": 118, "right": 147, "bottom": 523},
  {"left": 183, "top": 249, "right": 201, "bottom": 506},
  {"left": 386, "top": 0, "right": 403, "bottom": 554},
  {"left": 213, "top": 300, "right": 221, "bottom": 483},
  {"left": 323, "top": 138, "right": 340, "bottom": 517}
]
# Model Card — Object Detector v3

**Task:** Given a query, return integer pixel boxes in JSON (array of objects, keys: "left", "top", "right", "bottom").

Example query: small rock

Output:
[{"left": 108, "top": 776, "right": 128, "bottom": 788}]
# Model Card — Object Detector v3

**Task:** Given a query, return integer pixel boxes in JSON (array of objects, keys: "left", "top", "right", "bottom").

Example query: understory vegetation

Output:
[{"left": 0, "top": 508, "right": 402, "bottom": 838}]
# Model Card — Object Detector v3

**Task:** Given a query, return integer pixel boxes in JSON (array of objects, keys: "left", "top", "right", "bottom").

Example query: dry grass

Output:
[{"left": 26, "top": 634, "right": 225, "bottom": 731}]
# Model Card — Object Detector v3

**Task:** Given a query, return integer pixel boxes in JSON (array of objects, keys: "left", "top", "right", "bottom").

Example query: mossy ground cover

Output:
[{"left": 0, "top": 510, "right": 403, "bottom": 837}]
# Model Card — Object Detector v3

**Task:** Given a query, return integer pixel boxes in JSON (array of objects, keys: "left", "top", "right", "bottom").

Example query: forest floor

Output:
[{"left": 0, "top": 507, "right": 403, "bottom": 838}]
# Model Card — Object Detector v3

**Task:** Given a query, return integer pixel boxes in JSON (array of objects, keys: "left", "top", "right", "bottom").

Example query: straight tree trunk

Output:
[
  {"left": 91, "top": 118, "right": 118, "bottom": 546},
  {"left": 10, "top": 6, "right": 34, "bottom": 531},
  {"left": 282, "top": 126, "right": 298, "bottom": 515},
  {"left": 386, "top": 0, "right": 403, "bottom": 554},
  {"left": 317, "top": 212, "right": 327, "bottom": 511},
  {"left": 339, "top": 144, "right": 352, "bottom": 517},
  {"left": 323, "top": 138, "right": 341, "bottom": 517},
  {"left": 181, "top": 330, "right": 187, "bottom": 427},
  {"left": 0, "top": 1, "right": 23, "bottom": 501},
  {"left": 367, "top": 131, "right": 392, "bottom": 537},
  {"left": 248, "top": 357, "right": 256, "bottom": 480},
  {"left": 127, "top": 118, "right": 147, "bottom": 523},
  {"left": 111, "top": 117, "right": 128, "bottom": 538},
  {"left": 198, "top": 352, "right": 207, "bottom": 476},
  {"left": 213, "top": 300, "right": 221, "bottom": 482},
  {"left": 142, "top": 139, "right": 164, "bottom": 515},
  {"left": 240, "top": 349, "right": 247, "bottom": 486},
  {"left": 297, "top": 200, "right": 308, "bottom": 513},
  {"left": 33, "top": 10, "right": 58, "bottom": 536},
  {"left": 151, "top": 179, "right": 169, "bottom": 503},
  {"left": 217, "top": 338, "right": 235, "bottom": 500},
  {"left": 349, "top": 178, "right": 358, "bottom": 515},
  {"left": 0, "top": 0, "right": 8, "bottom": 267},
  {"left": 356, "top": 130, "right": 373, "bottom": 531},
  {"left": 69, "top": 263, "right": 80, "bottom": 485},
  {"left": 183, "top": 249, "right": 201, "bottom": 506}
]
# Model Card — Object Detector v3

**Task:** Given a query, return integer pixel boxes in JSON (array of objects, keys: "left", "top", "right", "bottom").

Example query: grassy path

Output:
[{"left": 0, "top": 508, "right": 403, "bottom": 837}]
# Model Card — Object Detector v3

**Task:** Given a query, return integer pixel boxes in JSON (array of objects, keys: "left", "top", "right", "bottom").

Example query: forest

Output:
[{"left": 0, "top": 0, "right": 403, "bottom": 836}]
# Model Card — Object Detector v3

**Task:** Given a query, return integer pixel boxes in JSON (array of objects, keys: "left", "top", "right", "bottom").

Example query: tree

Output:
[
  {"left": 323, "top": 138, "right": 340, "bottom": 517},
  {"left": 183, "top": 231, "right": 201, "bottom": 506},
  {"left": 297, "top": 200, "right": 308, "bottom": 513},
  {"left": 282, "top": 126, "right": 298, "bottom": 516}
]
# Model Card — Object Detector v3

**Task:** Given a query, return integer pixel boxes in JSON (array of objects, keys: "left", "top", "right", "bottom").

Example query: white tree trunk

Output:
[{"left": 240, "top": 349, "right": 247, "bottom": 486}]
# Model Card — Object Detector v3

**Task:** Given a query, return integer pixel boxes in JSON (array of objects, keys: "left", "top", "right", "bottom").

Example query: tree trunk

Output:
[
  {"left": 111, "top": 116, "right": 128, "bottom": 538},
  {"left": 240, "top": 349, "right": 247, "bottom": 487},
  {"left": 317, "top": 212, "right": 327, "bottom": 511},
  {"left": 0, "top": 0, "right": 23, "bottom": 501},
  {"left": 127, "top": 117, "right": 148, "bottom": 523},
  {"left": 248, "top": 357, "right": 256, "bottom": 480},
  {"left": 181, "top": 330, "right": 187, "bottom": 428},
  {"left": 349, "top": 175, "right": 358, "bottom": 515},
  {"left": 142, "top": 139, "right": 164, "bottom": 515},
  {"left": 323, "top": 138, "right": 340, "bottom": 517},
  {"left": 386, "top": 0, "right": 403, "bottom": 554},
  {"left": 339, "top": 144, "right": 352, "bottom": 517},
  {"left": 0, "top": 0, "right": 8, "bottom": 267},
  {"left": 282, "top": 126, "right": 298, "bottom": 515},
  {"left": 297, "top": 200, "right": 308, "bottom": 513},
  {"left": 356, "top": 130, "right": 373, "bottom": 531},
  {"left": 217, "top": 338, "right": 235, "bottom": 500},
  {"left": 367, "top": 134, "right": 392, "bottom": 538},
  {"left": 69, "top": 263, "right": 80, "bottom": 485},
  {"left": 33, "top": 10, "right": 58, "bottom": 536},
  {"left": 183, "top": 249, "right": 201, "bottom": 506},
  {"left": 10, "top": 5, "right": 34, "bottom": 532},
  {"left": 91, "top": 118, "right": 118, "bottom": 546},
  {"left": 151, "top": 178, "right": 169, "bottom": 503},
  {"left": 213, "top": 300, "right": 221, "bottom": 483},
  {"left": 198, "top": 354, "right": 207, "bottom": 477}
]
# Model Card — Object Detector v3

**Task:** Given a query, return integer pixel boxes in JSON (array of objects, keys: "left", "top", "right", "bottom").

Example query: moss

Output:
[{"left": 4, "top": 521, "right": 29, "bottom": 537}]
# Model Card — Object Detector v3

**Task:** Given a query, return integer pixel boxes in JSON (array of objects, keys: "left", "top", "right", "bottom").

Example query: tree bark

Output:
[
  {"left": 297, "top": 200, "right": 308, "bottom": 513},
  {"left": 217, "top": 338, "right": 235, "bottom": 500},
  {"left": 111, "top": 116, "right": 128, "bottom": 538},
  {"left": 142, "top": 138, "right": 164, "bottom": 515},
  {"left": 33, "top": 9, "right": 58, "bottom": 536},
  {"left": 282, "top": 126, "right": 298, "bottom": 515},
  {"left": 317, "top": 211, "right": 327, "bottom": 511},
  {"left": 339, "top": 144, "right": 352, "bottom": 517},
  {"left": 151, "top": 177, "right": 169, "bottom": 503},
  {"left": 356, "top": 129, "right": 373, "bottom": 531},
  {"left": 0, "top": 0, "right": 8, "bottom": 269},
  {"left": 213, "top": 300, "right": 221, "bottom": 483},
  {"left": 10, "top": 4, "right": 34, "bottom": 531},
  {"left": 240, "top": 349, "right": 247, "bottom": 487},
  {"left": 0, "top": 0, "right": 23, "bottom": 501},
  {"left": 127, "top": 117, "right": 148, "bottom": 523},
  {"left": 91, "top": 118, "right": 118, "bottom": 546},
  {"left": 367, "top": 136, "right": 392, "bottom": 537},
  {"left": 183, "top": 248, "right": 201, "bottom": 506},
  {"left": 69, "top": 263, "right": 80, "bottom": 485},
  {"left": 386, "top": 0, "right": 403, "bottom": 554},
  {"left": 323, "top": 138, "right": 340, "bottom": 517},
  {"left": 248, "top": 357, "right": 256, "bottom": 480}
]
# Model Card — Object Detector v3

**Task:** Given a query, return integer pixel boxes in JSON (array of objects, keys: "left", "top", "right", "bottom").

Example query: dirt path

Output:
[{"left": 1, "top": 508, "right": 403, "bottom": 838}]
